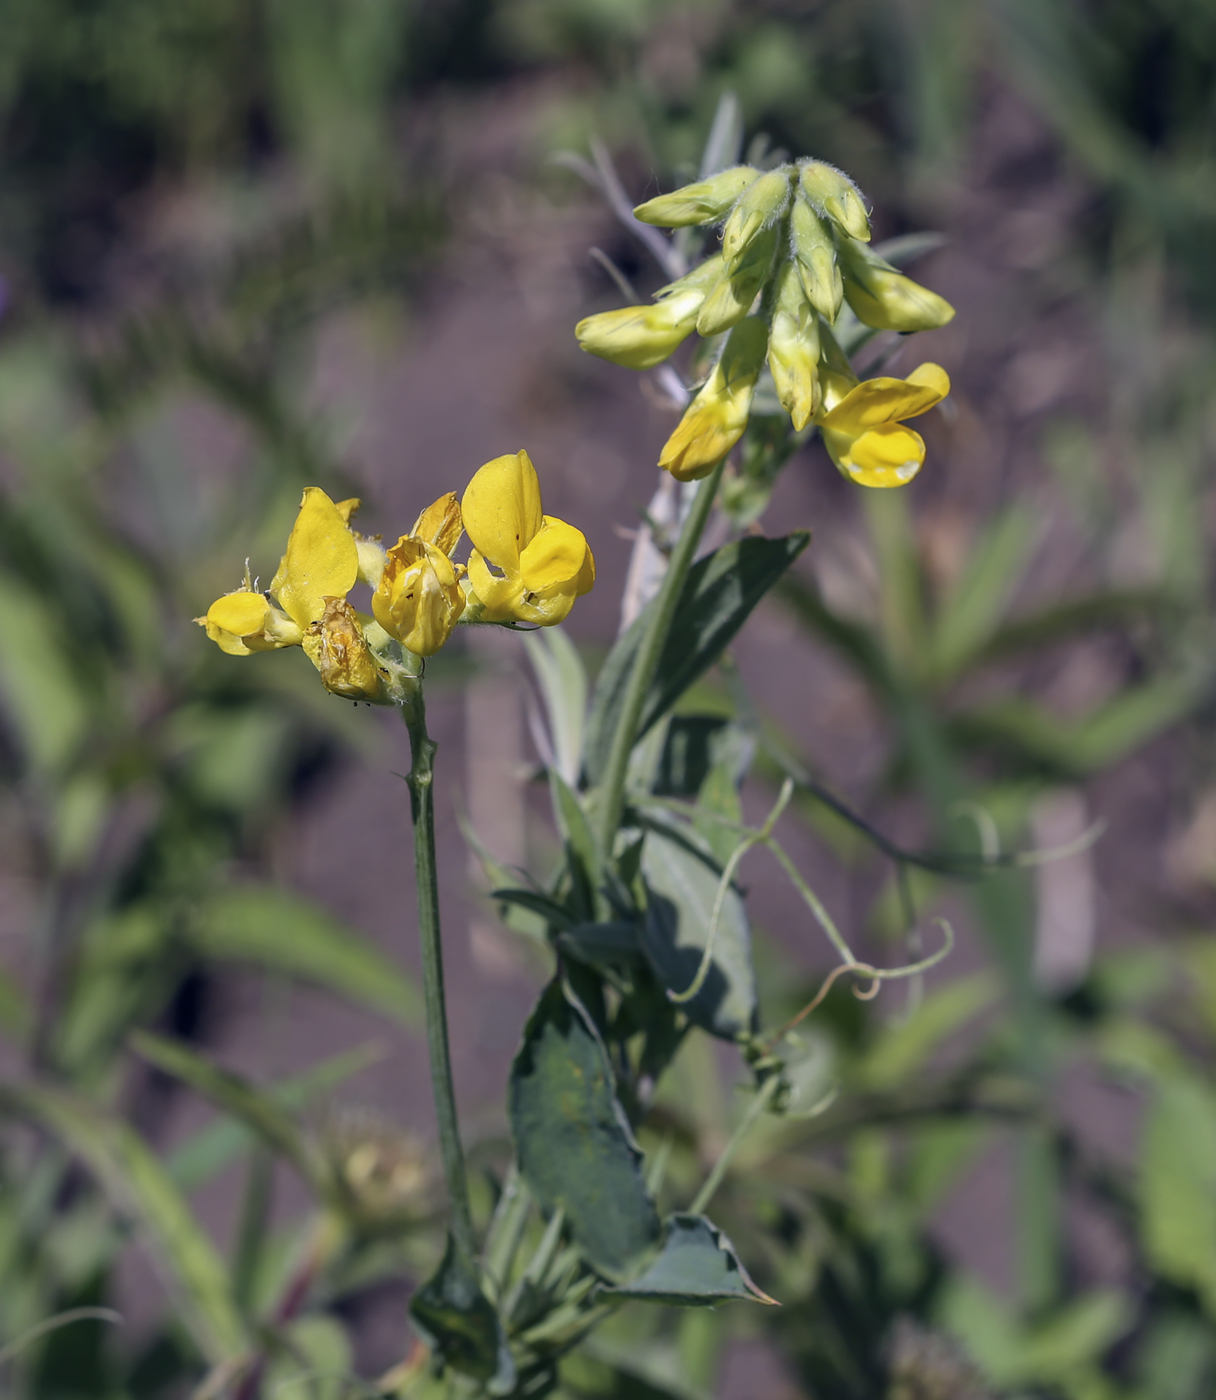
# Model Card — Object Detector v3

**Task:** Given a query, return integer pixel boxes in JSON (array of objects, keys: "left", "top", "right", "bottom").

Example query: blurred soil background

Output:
[{"left": 3, "top": 1, "right": 1216, "bottom": 1396}]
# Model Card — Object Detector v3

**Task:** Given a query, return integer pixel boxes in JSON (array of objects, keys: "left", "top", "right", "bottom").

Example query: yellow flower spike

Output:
[
  {"left": 633, "top": 166, "right": 759, "bottom": 227},
  {"left": 373, "top": 493, "right": 467, "bottom": 657},
  {"left": 303, "top": 597, "right": 389, "bottom": 701},
  {"left": 767, "top": 263, "right": 821, "bottom": 432},
  {"left": 462, "top": 450, "right": 594, "bottom": 627},
  {"left": 798, "top": 161, "right": 871, "bottom": 241},
  {"left": 696, "top": 227, "right": 779, "bottom": 337},
  {"left": 659, "top": 317, "right": 768, "bottom": 481},
  {"left": 817, "top": 362, "right": 950, "bottom": 488},
  {"left": 790, "top": 197, "right": 844, "bottom": 322},
  {"left": 721, "top": 168, "right": 792, "bottom": 271},
  {"left": 836, "top": 238, "right": 955, "bottom": 334}
]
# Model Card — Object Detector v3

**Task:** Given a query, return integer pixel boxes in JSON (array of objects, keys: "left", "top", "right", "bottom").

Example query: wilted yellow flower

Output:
[
  {"left": 721, "top": 169, "right": 792, "bottom": 271},
  {"left": 798, "top": 161, "right": 871, "bottom": 241},
  {"left": 198, "top": 487, "right": 390, "bottom": 701},
  {"left": 817, "top": 363, "right": 950, "bottom": 488},
  {"left": 659, "top": 318, "right": 768, "bottom": 481},
  {"left": 462, "top": 450, "right": 595, "bottom": 626},
  {"left": 836, "top": 238, "right": 955, "bottom": 334},
  {"left": 372, "top": 493, "right": 466, "bottom": 657},
  {"left": 633, "top": 166, "right": 759, "bottom": 227},
  {"left": 767, "top": 264, "right": 821, "bottom": 432}
]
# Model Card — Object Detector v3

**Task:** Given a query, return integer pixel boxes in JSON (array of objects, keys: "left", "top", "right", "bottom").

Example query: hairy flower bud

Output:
[
  {"left": 836, "top": 238, "right": 956, "bottom": 333},
  {"left": 721, "top": 168, "right": 793, "bottom": 271},
  {"left": 696, "top": 227, "right": 779, "bottom": 336},
  {"left": 798, "top": 161, "right": 871, "bottom": 241},
  {"left": 576, "top": 289, "right": 703, "bottom": 369},
  {"left": 659, "top": 317, "right": 768, "bottom": 481},
  {"left": 767, "top": 263, "right": 821, "bottom": 432},
  {"left": 633, "top": 166, "right": 759, "bottom": 227},
  {"left": 790, "top": 198, "right": 843, "bottom": 322}
]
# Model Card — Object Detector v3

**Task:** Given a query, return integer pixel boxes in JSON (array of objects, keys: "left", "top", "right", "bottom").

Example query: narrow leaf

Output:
[
  {"left": 524, "top": 626, "right": 588, "bottom": 787},
  {"left": 0, "top": 1084, "right": 247, "bottom": 1365},
  {"left": 585, "top": 533, "right": 809, "bottom": 783},
  {"left": 603, "top": 1213, "right": 775, "bottom": 1306},
  {"left": 508, "top": 979, "right": 660, "bottom": 1280},
  {"left": 187, "top": 885, "right": 420, "bottom": 1026}
]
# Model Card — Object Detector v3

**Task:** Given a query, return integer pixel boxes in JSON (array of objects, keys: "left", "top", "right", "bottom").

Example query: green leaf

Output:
[
  {"left": 130, "top": 1031, "right": 320, "bottom": 1188},
  {"left": 263, "top": 1315, "right": 352, "bottom": 1400},
  {"left": 556, "top": 921, "right": 643, "bottom": 968},
  {"left": 551, "top": 769, "right": 602, "bottom": 919},
  {"left": 655, "top": 716, "right": 754, "bottom": 799},
  {"left": 0, "top": 1083, "right": 247, "bottom": 1365},
  {"left": 165, "top": 1042, "right": 382, "bottom": 1192},
  {"left": 409, "top": 1233, "right": 515, "bottom": 1392},
  {"left": 1140, "top": 1075, "right": 1216, "bottom": 1311},
  {"left": 508, "top": 979, "right": 660, "bottom": 1280},
  {"left": 603, "top": 1214, "right": 775, "bottom": 1306},
  {"left": 492, "top": 887, "right": 575, "bottom": 931},
  {"left": 584, "top": 533, "right": 810, "bottom": 784},
  {"left": 187, "top": 885, "right": 420, "bottom": 1026},
  {"left": 524, "top": 626, "right": 588, "bottom": 787},
  {"left": 639, "top": 815, "right": 757, "bottom": 1040},
  {"left": 928, "top": 505, "right": 1035, "bottom": 683},
  {"left": 695, "top": 761, "right": 744, "bottom": 867}
]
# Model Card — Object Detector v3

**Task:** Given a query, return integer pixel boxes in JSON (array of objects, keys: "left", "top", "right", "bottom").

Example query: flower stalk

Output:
[
  {"left": 401, "top": 683, "right": 476, "bottom": 1264},
  {"left": 594, "top": 454, "right": 728, "bottom": 857}
]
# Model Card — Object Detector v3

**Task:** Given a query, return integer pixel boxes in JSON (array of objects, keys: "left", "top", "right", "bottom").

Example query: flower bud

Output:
[
  {"left": 836, "top": 238, "right": 955, "bottom": 333},
  {"left": 576, "top": 288, "right": 703, "bottom": 370},
  {"left": 767, "top": 263, "right": 821, "bottom": 432},
  {"left": 696, "top": 227, "right": 779, "bottom": 336},
  {"left": 790, "top": 198, "right": 843, "bottom": 322},
  {"left": 303, "top": 597, "right": 389, "bottom": 701},
  {"left": 798, "top": 161, "right": 870, "bottom": 241},
  {"left": 199, "top": 588, "right": 303, "bottom": 655},
  {"left": 633, "top": 166, "right": 759, "bottom": 227},
  {"left": 372, "top": 536, "right": 465, "bottom": 657},
  {"left": 721, "top": 168, "right": 792, "bottom": 271},
  {"left": 659, "top": 317, "right": 767, "bottom": 481}
]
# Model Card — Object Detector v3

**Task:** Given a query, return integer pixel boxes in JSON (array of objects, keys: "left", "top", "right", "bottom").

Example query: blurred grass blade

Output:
[
  {"left": 130, "top": 1031, "right": 321, "bottom": 1188},
  {"left": 0, "top": 1084, "right": 248, "bottom": 1365},
  {"left": 188, "top": 885, "right": 420, "bottom": 1026}
]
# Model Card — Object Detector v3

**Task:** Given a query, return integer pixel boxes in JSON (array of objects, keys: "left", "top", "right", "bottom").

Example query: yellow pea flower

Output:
[
  {"left": 633, "top": 166, "right": 759, "bottom": 227},
  {"left": 767, "top": 262, "right": 821, "bottom": 432},
  {"left": 372, "top": 492, "right": 467, "bottom": 656},
  {"left": 720, "top": 169, "right": 792, "bottom": 271},
  {"left": 198, "top": 487, "right": 390, "bottom": 701},
  {"left": 462, "top": 450, "right": 595, "bottom": 627},
  {"left": 836, "top": 237, "right": 955, "bottom": 334},
  {"left": 817, "top": 363, "right": 951, "bottom": 488},
  {"left": 659, "top": 317, "right": 768, "bottom": 482}
]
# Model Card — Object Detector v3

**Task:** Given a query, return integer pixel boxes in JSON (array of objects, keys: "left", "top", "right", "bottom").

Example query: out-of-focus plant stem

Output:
[
  {"left": 401, "top": 684, "right": 476, "bottom": 1264},
  {"left": 594, "top": 456, "right": 727, "bottom": 857}
]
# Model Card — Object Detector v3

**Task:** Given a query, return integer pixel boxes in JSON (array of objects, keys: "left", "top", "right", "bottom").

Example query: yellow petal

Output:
[
  {"left": 334, "top": 498, "right": 361, "bottom": 523},
  {"left": 825, "top": 422, "right": 926, "bottom": 488},
  {"left": 461, "top": 450, "right": 544, "bottom": 571},
  {"left": 574, "top": 543, "right": 596, "bottom": 597},
  {"left": 659, "top": 317, "right": 766, "bottom": 480},
  {"left": 818, "top": 374, "right": 945, "bottom": 434},
  {"left": 519, "top": 516, "right": 589, "bottom": 592},
  {"left": 467, "top": 549, "right": 526, "bottom": 622},
  {"left": 197, "top": 615, "right": 253, "bottom": 656},
  {"left": 208, "top": 591, "right": 272, "bottom": 637},
  {"left": 906, "top": 362, "right": 950, "bottom": 399},
  {"left": 275, "top": 488, "right": 360, "bottom": 628},
  {"left": 372, "top": 537, "right": 465, "bottom": 655},
  {"left": 302, "top": 597, "right": 387, "bottom": 701},
  {"left": 410, "top": 493, "right": 464, "bottom": 556}
]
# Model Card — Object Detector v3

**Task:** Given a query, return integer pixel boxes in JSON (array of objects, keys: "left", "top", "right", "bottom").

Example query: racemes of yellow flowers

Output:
[
  {"left": 575, "top": 157, "right": 955, "bottom": 490},
  {"left": 197, "top": 452, "right": 594, "bottom": 701}
]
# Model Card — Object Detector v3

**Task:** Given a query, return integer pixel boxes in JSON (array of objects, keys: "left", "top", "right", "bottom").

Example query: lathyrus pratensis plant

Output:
[{"left": 196, "top": 118, "right": 956, "bottom": 1399}]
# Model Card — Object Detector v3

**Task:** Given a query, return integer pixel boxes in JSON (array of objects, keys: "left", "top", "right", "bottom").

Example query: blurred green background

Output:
[{"left": 3, "top": 0, "right": 1216, "bottom": 1396}]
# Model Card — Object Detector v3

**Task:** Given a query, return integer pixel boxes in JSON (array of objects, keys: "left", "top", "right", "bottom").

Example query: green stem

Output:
[
  {"left": 401, "top": 685, "right": 476, "bottom": 1263},
  {"left": 594, "top": 457, "right": 727, "bottom": 855},
  {"left": 689, "top": 1074, "right": 780, "bottom": 1217}
]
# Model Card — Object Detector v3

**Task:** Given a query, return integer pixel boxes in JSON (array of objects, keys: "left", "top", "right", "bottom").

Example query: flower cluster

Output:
[
  {"left": 197, "top": 450, "right": 594, "bottom": 702},
  {"left": 576, "top": 159, "right": 954, "bottom": 488}
]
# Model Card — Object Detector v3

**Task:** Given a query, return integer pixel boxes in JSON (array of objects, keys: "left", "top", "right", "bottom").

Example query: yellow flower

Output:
[
  {"left": 720, "top": 169, "right": 792, "bottom": 271},
  {"left": 797, "top": 161, "right": 871, "bottom": 241},
  {"left": 633, "top": 166, "right": 759, "bottom": 227},
  {"left": 198, "top": 487, "right": 389, "bottom": 700},
  {"left": 767, "top": 263, "right": 820, "bottom": 432},
  {"left": 836, "top": 238, "right": 955, "bottom": 334},
  {"left": 659, "top": 317, "right": 767, "bottom": 482},
  {"left": 817, "top": 363, "right": 951, "bottom": 488},
  {"left": 576, "top": 291, "right": 702, "bottom": 371},
  {"left": 790, "top": 197, "right": 843, "bottom": 322},
  {"left": 372, "top": 492, "right": 467, "bottom": 656},
  {"left": 462, "top": 450, "right": 595, "bottom": 626}
]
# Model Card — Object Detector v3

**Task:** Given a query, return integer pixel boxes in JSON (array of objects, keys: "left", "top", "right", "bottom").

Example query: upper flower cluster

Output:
[
  {"left": 576, "top": 159, "right": 954, "bottom": 488},
  {"left": 197, "top": 450, "right": 594, "bottom": 703}
]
